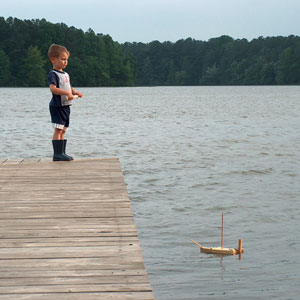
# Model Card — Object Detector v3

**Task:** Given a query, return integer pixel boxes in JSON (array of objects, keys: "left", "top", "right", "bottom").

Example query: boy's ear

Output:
[{"left": 49, "top": 57, "right": 55, "bottom": 64}]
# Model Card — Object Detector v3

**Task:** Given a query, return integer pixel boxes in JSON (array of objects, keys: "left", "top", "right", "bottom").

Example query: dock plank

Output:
[
  {"left": 0, "top": 158, "right": 154, "bottom": 299},
  {"left": 0, "top": 292, "right": 155, "bottom": 300}
]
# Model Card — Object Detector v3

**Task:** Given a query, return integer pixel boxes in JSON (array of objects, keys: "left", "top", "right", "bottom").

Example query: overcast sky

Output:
[{"left": 2, "top": 0, "right": 300, "bottom": 43}]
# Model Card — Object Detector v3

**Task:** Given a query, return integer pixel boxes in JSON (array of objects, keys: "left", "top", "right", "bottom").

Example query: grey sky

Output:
[{"left": 1, "top": 0, "right": 300, "bottom": 43}]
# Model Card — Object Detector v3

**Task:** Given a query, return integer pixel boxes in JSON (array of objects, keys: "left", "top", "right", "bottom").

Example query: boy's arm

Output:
[{"left": 50, "top": 84, "right": 74, "bottom": 100}]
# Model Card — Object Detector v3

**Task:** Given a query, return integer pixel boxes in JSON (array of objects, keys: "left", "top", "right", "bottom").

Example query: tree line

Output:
[
  {"left": 0, "top": 17, "right": 136, "bottom": 87},
  {"left": 122, "top": 35, "right": 300, "bottom": 86},
  {"left": 0, "top": 17, "right": 299, "bottom": 87}
]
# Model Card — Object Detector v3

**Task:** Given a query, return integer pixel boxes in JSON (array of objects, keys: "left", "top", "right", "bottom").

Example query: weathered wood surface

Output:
[{"left": 0, "top": 158, "right": 154, "bottom": 299}]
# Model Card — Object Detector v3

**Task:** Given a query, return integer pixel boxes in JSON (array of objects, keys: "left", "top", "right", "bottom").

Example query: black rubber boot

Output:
[
  {"left": 52, "top": 140, "right": 72, "bottom": 161},
  {"left": 63, "top": 139, "right": 74, "bottom": 160}
]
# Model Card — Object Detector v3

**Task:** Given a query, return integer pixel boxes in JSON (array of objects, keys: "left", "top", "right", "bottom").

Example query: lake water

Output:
[{"left": 1, "top": 86, "right": 300, "bottom": 299}]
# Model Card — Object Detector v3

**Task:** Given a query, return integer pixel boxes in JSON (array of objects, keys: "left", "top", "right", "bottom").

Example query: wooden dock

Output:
[{"left": 0, "top": 158, "right": 154, "bottom": 300}]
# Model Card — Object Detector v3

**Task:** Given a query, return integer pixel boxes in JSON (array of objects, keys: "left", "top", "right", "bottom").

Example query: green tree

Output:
[
  {"left": 96, "top": 36, "right": 110, "bottom": 86},
  {"left": 0, "top": 49, "right": 11, "bottom": 86},
  {"left": 175, "top": 70, "right": 187, "bottom": 85},
  {"left": 243, "top": 58, "right": 265, "bottom": 85},
  {"left": 200, "top": 63, "right": 218, "bottom": 85},
  {"left": 20, "top": 46, "right": 46, "bottom": 87},
  {"left": 141, "top": 56, "right": 154, "bottom": 85},
  {"left": 275, "top": 47, "right": 300, "bottom": 84},
  {"left": 167, "top": 59, "right": 176, "bottom": 85},
  {"left": 67, "top": 56, "right": 86, "bottom": 86},
  {"left": 260, "top": 62, "right": 275, "bottom": 84}
]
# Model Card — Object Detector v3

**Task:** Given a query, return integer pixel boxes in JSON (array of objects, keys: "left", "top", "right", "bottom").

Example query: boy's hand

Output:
[
  {"left": 67, "top": 93, "right": 74, "bottom": 100},
  {"left": 75, "top": 91, "right": 83, "bottom": 98}
]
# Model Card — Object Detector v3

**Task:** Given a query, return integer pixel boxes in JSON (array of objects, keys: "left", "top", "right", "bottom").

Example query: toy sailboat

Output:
[{"left": 191, "top": 213, "right": 244, "bottom": 255}]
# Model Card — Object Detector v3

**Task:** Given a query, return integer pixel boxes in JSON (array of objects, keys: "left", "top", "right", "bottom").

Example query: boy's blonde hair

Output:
[{"left": 48, "top": 44, "right": 70, "bottom": 60}]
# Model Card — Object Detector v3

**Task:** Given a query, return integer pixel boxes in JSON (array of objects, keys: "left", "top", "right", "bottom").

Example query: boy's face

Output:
[{"left": 50, "top": 51, "right": 69, "bottom": 71}]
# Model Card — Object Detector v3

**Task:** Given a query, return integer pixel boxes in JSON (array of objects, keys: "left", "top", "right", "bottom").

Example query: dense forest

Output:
[
  {"left": 123, "top": 35, "right": 300, "bottom": 86},
  {"left": 0, "top": 17, "right": 136, "bottom": 87},
  {"left": 0, "top": 17, "right": 300, "bottom": 87}
]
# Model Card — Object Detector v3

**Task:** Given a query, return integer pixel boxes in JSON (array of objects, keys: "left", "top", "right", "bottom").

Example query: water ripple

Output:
[{"left": 1, "top": 86, "right": 300, "bottom": 300}]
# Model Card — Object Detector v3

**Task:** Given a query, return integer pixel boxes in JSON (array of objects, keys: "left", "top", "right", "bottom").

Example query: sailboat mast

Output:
[{"left": 221, "top": 213, "right": 224, "bottom": 248}]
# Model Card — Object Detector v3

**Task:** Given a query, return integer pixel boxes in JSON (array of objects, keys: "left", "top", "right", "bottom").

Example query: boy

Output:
[{"left": 48, "top": 44, "right": 83, "bottom": 161}]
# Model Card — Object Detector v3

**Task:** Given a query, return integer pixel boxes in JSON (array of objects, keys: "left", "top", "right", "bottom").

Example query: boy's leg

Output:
[
  {"left": 50, "top": 106, "right": 69, "bottom": 140},
  {"left": 52, "top": 127, "right": 73, "bottom": 160},
  {"left": 53, "top": 128, "right": 64, "bottom": 140},
  {"left": 60, "top": 114, "right": 73, "bottom": 159},
  {"left": 50, "top": 106, "right": 71, "bottom": 161},
  {"left": 61, "top": 130, "right": 65, "bottom": 140},
  {"left": 52, "top": 128, "right": 71, "bottom": 161}
]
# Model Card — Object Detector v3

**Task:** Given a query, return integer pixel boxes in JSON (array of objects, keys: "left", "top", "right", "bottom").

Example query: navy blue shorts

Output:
[{"left": 49, "top": 105, "right": 70, "bottom": 130}]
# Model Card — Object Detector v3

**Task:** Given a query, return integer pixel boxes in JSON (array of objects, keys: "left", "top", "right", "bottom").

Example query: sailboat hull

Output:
[{"left": 200, "top": 246, "right": 238, "bottom": 255}]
